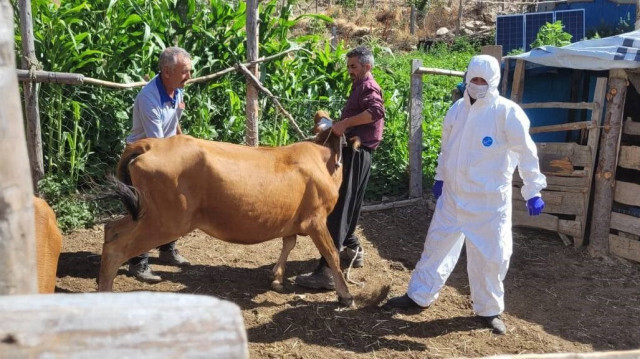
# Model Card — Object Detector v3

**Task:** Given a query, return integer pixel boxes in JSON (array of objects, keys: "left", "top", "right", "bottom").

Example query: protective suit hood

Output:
[{"left": 465, "top": 55, "right": 501, "bottom": 90}]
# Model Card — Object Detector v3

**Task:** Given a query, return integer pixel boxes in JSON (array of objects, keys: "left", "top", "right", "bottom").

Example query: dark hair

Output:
[{"left": 346, "top": 46, "right": 374, "bottom": 67}]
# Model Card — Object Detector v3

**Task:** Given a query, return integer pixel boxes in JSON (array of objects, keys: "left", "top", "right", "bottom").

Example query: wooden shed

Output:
[{"left": 502, "top": 30, "right": 640, "bottom": 262}]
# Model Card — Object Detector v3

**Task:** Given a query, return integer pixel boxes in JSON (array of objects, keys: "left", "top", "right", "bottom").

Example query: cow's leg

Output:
[
  {"left": 99, "top": 216, "right": 183, "bottom": 291},
  {"left": 308, "top": 224, "right": 354, "bottom": 307},
  {"left": 271, "top": 235, "right": 297, "bottom": 291}
]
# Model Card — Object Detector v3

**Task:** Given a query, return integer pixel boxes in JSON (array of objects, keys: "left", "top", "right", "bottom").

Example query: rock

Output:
[
  {"left": 436, "top": 27, "right": 450, "bottom": 36},
  {"left": 462, "top": 28, "right": 474, "bottom": 36}
]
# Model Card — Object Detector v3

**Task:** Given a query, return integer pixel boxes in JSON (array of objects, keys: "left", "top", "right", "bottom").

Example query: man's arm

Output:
[
  {"left": 136, "top": 94, "right": 165, "bottom": 138},
  {"left": 331, "top": 110, "right": 373, "bottom": 136}
]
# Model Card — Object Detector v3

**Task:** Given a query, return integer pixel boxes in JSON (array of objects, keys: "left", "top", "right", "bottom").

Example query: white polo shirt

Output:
[{"left": 126, "top": 75, "right": 184, "bottom": 144}]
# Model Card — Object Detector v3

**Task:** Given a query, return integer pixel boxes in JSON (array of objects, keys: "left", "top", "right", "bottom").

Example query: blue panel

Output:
[
  {"left": 525, "top": 12, "right": 554, "bottom": 51},
  {"left": 555, "top": 9, "right": 585, "bottom": 43},
  {"left": 496, "top": 14, "right": 524, "bottom": 55}
]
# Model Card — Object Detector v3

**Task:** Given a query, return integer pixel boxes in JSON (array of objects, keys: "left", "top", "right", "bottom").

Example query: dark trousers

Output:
[
  {"left": 128, "top": 240, "right": 177, "bottom": 266},
  {"left": 319, "top": 146, "right": 372, "bottom": 267}
]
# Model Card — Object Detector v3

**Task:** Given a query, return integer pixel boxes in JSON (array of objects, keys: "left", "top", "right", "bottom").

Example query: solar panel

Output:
[
  {"left": 525, "top": 12, "right": 554, "bottom": 51},
  {"left": 496, "top": 9, "right": 586, "bottom": 55},
  {"left": 496, "top": 14, "right": 524, "bottom": 55},
  {"left": 555, "top": 9, "right": 585, "bottom": 43}
]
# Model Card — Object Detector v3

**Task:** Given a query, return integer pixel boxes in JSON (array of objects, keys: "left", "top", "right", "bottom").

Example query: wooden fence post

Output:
[
  {"left": 410, "top": 5, "right": 416, "bottom": 35},
  {"left": 245, "top": 0, "right": 259, "bottom": 146},
  {"left": 589, "top": 69, "right": 628, "bottom": 257},
  {"left": 19, "top": 0, "right": 44, "bottom": 191},
  {"left": 0, "top": 0, "right": 38, "bottom": 295},
  {"left": 409, "top": 59, "right": 423, "bottom": 198}
]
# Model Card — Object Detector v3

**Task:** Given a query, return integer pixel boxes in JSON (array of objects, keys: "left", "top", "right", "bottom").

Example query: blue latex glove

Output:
[
  {"left": 433, "top": 180, "right": 443, "bottom": 200},
  {"left": 526, "top": 196, "right": 545, "bottom": 216}
]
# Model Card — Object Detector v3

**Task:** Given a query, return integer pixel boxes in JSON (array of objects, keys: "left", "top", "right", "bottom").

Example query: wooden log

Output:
[
  {"left": 236, "top": 63, "right": 305, "bottom": 140},
  {"left": 361, "top": 197, "right": 423, "bottom": 212},
  {"left": 409, "top": 59, "right": 424, "bottom": 198},
  {"left": 618, "top": 145, "right": 640, "bottom": 170},
  {"left": 590, "top": 69, "right": 628, "bottom": 256},
  {"left": 510, "top": 59, "right": 525, "bottom": 104},
  {"left": 609, "top": 234, "right": 640, "bottom": 263},
  {"left": 415, "top": 67, "right": 465, "bottom": 77},
  {"left": 520, "top": 102, "right": 598, "bottom": 111},
  {"left": 0, "top": 0, "right": 38, "bottom": 295},
  {"left": 613, "top": 180, "right": 640, "bottom": 207},
  {"left": 0, "top": 292, "right": 248, "bottom": 358},
  {"left": 245, "top": 0, "right": 259, "bottom": 146},
  {"left": 19, "top": 0, "right": 44, "bottom": 190}
]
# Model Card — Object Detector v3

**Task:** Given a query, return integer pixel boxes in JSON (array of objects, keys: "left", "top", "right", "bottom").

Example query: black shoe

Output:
[
  {"left": 159, "top": 249, "right": 190, "bottom": 266},
  {"left": 340, "top": 246, "right": 364, "bottom": 268},
  {"left": 479, "top": 315, "right": 507, "bottom": 335},
  {"left": 381, "top": 294, "right": 426, "bottom": 311},
  {"left": 294, "top": 264, "right": 335, "bottom": 290},
  {"left": 128, "top": 262, "right": 162, "bottom": 283}
]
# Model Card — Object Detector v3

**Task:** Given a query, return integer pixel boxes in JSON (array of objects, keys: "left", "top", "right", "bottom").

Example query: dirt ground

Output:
[{"left": 57, "top": 199, "right": 640, "bottom": 358}]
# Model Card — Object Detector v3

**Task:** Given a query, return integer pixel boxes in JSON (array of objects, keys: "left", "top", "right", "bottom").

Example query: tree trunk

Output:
[
  {"left": 245, "top": 0, "right": 259, "bottom": 146},
  {"left": 0, "top": 0, "right": 38, "bottom": 295},
  {"left": 589, "top": 69, "right": 628, "bottom": 257}
]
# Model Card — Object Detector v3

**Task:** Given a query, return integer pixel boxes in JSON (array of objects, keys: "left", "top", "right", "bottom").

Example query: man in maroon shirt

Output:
[{"left": 295, "top": 46, "right": 385, "bottom": 290}]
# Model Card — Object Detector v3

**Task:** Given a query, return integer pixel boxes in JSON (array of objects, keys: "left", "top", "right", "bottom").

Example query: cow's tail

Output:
[
  {"left": 106, "top": 174, "right": 142, "bottom": 221},
  {"left": 108, "top": 144, "right": 148, "bottom": 221}
]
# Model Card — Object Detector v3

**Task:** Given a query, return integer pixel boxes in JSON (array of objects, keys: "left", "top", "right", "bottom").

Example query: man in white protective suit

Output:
[{"left": 381, "top": 55, "right": 547, "bottom": 335}]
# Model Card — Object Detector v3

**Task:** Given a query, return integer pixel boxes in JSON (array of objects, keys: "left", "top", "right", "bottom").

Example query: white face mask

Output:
[{"left": 467, "top": 83, "right": 489, "bottom": 99}]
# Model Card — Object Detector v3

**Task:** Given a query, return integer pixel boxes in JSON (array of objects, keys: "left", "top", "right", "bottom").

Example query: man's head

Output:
[
  {"left": 158, "top": 47, "right": 192, "bottom": 92},
  {"left": 465, "top": 55, "right": 500, "bottom": 100},
  {"left": 346, "top": 46, "right": 374, "bottom": 83}
]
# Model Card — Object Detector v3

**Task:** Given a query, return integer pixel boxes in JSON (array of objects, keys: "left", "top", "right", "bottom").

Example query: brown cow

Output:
[
  {"left": 99, "top": 111, "right": 355, "bottom": 306},
  {"left": 34, "top": 196, "right": 63, "bottom": 293}
]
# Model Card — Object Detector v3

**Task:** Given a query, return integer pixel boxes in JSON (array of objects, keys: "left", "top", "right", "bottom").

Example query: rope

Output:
[{"left": 344, "top": 247, "right": 365, "bottom": 287}]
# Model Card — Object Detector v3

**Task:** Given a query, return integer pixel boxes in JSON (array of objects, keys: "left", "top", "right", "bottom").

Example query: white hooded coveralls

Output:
[{"left": 407, "top": 55, "right": 547, "bottom": 316}]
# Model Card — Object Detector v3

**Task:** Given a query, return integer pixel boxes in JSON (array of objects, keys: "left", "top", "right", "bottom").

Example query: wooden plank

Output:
[
  {"left": 610, "top": 211, "right": 640, "bottom": 234},
  {"left": 510, "top": 59, "right": 525, "bottom": 103},
  {"left": 481, "top": 45, "right": 502, "bottom": 63},
  {"left": 361, "top": 197, "right": 423, "bottom": 212},
  {"left": 537, "top": 142, "right": 592, "bottom": 167},
  {"left": 590, "top": 70, "right": 628, "bottom": 255},
  {"left": 415, "top": 67, "right": 465, "bottom": 77},
  {"left": 0, "top": 292, "right": 248, "bottom": 358},
  {"left": 614, "top": 180, "right": 640, "bottom": 207},
  {"left": 0, "top": 0, "right": 38, "bottom": 295},
  {"left": 409, "top": 59, "right": 424, "bottom": 198},
  {"left": 501, "top": 58, "right": 510, "bottom": 96},
  {"left": 530, "top": 120, "right": 593, "bottom": 134},
  {"left": 512, "top": 210, "right": 581, "bottom": 238},
  {"left": 514, "top": 190, "right": 585, "bottom": 215},
  {"left": 580, "top": 77, "right": 608, "bottom": 248},
  {"left": 520, "top": 102, "right": 598, "bottom": 111},
  {"left": 514, "top": 172, "right": 589, "bottom": 189},
  {"left": 609, "top": 234, "right": 640, "bottom": 263},
  {"left": 623, "top": 117, "right": 640, "bottom": 135},
  {"left": 618, "top": 145, "right": 640, "bottom": 170}
]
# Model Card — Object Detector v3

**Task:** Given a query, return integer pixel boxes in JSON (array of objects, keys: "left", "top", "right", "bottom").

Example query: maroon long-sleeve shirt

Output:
[{"left": 340, "top": 73, "right": 385, "bottom": 150}]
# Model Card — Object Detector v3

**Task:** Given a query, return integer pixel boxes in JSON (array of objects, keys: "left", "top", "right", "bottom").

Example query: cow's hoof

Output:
[
  {"left": 338, "top": 296, "right": 355, "bottom": 308},
  {"left": 271, "top": 280, "right": 284, "bottom": 292}
]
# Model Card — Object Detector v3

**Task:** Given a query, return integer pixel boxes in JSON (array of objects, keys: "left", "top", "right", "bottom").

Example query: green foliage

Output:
[
  {"left": 38, "top": 174, "right": 95, "bottom": 232},
  {"left": 16, "top": 0, "right": 478, "bottom": 228},
  {"left": 587, "top": 12, "right": 634, "bottom": 39},
  {"left": 530, "top": 21, "right": 572, "bottom": 49}
]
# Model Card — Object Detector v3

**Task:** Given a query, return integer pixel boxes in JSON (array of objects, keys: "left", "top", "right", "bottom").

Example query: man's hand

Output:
[
  {"left": 526, "top": 196, "right": 545, "bottom": 216},
  {"left": 331, "top": 119, "right": 348, "bottom": 136},
  {"left": 433, "top": 180, "right": 443, "bottom": 200}
]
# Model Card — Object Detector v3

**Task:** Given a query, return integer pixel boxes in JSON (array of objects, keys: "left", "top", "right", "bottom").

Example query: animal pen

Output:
[{"left": 409, "top": 33, "right": 640, "bottom": 264}]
